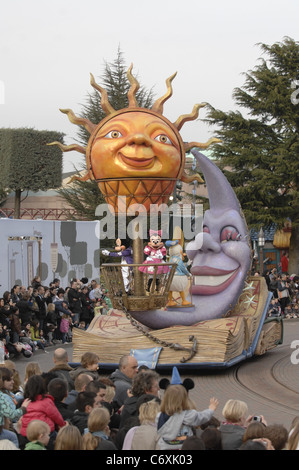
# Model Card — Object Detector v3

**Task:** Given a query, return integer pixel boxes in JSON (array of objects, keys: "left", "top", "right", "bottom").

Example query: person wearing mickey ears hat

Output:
[{"left": 156, "top": 367, "right": 219, "bottom": 450}]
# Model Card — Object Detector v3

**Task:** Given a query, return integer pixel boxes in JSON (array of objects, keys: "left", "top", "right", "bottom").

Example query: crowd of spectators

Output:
[
  {"left": 264, "top": 269, "right": 299, "bottom": 318},
  {"left": 0, "top": 259, "right": 298, "bottom": 451},
  {"left": 0, "top": 276, "right": 112, "bottom": 361},
  {"left": 0, "top": 352, "right": 298, "bottom": 451}
]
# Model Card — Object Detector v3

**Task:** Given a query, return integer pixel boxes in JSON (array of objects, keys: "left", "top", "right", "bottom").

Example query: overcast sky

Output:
[{"left": 0, "top": 0, "right": 298, "bottom": 172}]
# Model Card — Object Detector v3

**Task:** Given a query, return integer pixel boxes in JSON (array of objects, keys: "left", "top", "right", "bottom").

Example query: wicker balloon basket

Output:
[{"left": 101, "top": 263, "right": 177, "bottom": 311}]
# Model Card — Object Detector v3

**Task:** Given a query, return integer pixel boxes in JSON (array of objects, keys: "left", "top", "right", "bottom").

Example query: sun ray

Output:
[
  {"left": 127, "top": 64, "right": 140, "bottom": 108},
  {"left": 180, "top": 171, "right": 204, "bottom": 184},
  {"left": 68, "top": 171, "right": 90, "bottom": 183},
  {"left": 47, "top": 142, "right": 86, "bottom": 154},
  {"left": 184, "top": 137, "right": 221, "bottom": 152},
  {"left": 90, "top": 73, "right": 116, "bottom": 115},
  {"left": 174, "top": 103, "right": 207, "bottom": 130},
  {"left": 59, "top": 108, "right": 96, "bottom": 134},
  {"left": 151, "top": 72, "right": 177, "bottom": 114}
]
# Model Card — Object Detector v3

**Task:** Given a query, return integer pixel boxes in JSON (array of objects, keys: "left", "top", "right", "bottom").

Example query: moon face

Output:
[
  {"left": 130, "top": 151, "right": 252, "bottom": 330},
  {"left": 186, "top": 208, "right": 251, "bottom": 320}
]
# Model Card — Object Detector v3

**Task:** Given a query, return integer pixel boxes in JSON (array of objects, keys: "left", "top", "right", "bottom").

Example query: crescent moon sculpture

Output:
[{"left": 130, "top": 150, "right": 252, "bottom": 329}]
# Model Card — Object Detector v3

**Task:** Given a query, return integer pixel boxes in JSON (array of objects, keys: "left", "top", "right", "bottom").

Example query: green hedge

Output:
[{"left": 0, "top": 128, "right": 64, "bottom": 191}]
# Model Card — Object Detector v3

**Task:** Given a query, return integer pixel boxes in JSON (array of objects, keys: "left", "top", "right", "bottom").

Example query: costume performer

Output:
[
  {"left": 139, "top": 230, "right": 169, "bottom": 291},
  {"left": 166, "top": 240, "right": 192, "bottom": 307},
  {"left": 102, "top": 239, "right": 133, "bottom": 293}
]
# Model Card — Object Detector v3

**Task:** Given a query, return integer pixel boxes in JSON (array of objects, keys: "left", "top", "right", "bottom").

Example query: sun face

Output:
[
  {"left": 87, "top": 110, "right": 184, "bottom": 181},
  {"left": 48, "top": 64, "right": 220, "bottom": 213}
]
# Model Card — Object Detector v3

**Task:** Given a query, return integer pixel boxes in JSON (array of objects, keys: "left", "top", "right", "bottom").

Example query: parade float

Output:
[{"left": 50, "top": 66, "right": 283, "bottom": 369}]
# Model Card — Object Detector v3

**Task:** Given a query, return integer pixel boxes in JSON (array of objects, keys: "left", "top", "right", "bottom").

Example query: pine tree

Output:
[
  {"left": 205, "top": 37, "right": 299, "bottom": 272},
  {"left": 59, "top": 48, "right": 154, "bottom": 219}
]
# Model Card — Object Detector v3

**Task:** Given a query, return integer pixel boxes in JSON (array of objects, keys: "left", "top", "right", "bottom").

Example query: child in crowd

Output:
[
  {"left": 30, "top": 320, "right": 48, "bottom": 352},
  {"left": 293, "top": 304, "right": 299, "bottom": 318},
  {"left": 69, "top": 352, "right": 100, "bottom": 382},
  {"left": 59, "top": 314, "right": 72, "bottom": 344},
  {"left": 123, "top": 399, "right": 161, "bottom": 450},
  {"left": 78, "top": 321, "right": 86, "bottom": 330},
  {"left": 156, "top": 384, "right": 219, "bottom": 450},
  {"left": 82, "top": 407, "right": 117, "bottom": 450},
  {"left": 25, "top": 420, "right": 51, "bottom": 450},
  {"left": 54, "top": 425, "right": 83, "bottom": 450},
  {"left": 21, "top": 323, "right": 37, "bottom": 352},
  {"left": 45, "top": 303, "right": 58, "bottom": 344},
  {"left": 101, "top": 300, "right": 108, "bottom": 316},
  {"left": 267, "top": 298, "right": 282, "bottom": 318},
  {"left": 285, "top": 304, "right": 293, "bottom": 318},
  {"left": 23, "top": 362, "right": 42, "bottom": 386}
]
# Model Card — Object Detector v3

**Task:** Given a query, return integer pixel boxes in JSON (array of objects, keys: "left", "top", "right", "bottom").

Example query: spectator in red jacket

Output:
[
  {"left": 19, "top": 374, "right": 66, "bottom": 449},
  {"left": 280, "top": 251, "right": 289, "bottom": 274}
]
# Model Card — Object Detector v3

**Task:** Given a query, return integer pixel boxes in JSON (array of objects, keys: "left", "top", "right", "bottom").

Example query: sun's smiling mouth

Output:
[{"left": 119, "top": 153, "right": 155, "bottom": 168}]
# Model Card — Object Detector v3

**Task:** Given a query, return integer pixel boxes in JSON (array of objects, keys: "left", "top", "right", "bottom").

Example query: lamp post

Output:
[{"left": 258, "top": 227, "right": 265, "bottom": 275}]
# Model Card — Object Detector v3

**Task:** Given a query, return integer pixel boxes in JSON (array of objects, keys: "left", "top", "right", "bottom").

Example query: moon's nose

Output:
[
  {"left": 186, "top": 232, "right": 221, "bottom": 259},
  {"left": 200, "top": 232, "right": 221, "bottom": 253}
]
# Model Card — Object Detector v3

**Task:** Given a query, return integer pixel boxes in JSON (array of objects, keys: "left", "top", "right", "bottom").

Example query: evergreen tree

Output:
[
  {"left": 205, "top": 37, "right": 299, "bottom": 272},
  {"left": 59, "top": 48, "right": 154, "bottom": 219}
]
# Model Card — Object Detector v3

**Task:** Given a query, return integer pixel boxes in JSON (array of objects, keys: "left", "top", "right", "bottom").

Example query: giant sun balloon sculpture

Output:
[{"left": 50, "top": 65, "right": 283, "bottom": 369}]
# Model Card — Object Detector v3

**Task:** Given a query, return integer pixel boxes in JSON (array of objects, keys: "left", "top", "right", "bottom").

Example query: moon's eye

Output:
[
  {"left": 203, "top": 226, "right": 210, "bottom": 233},
  {"left": 220, "top": 226, "right": 241, "bottom": 242},
  {"left": 154, "top": 134, "right": 172, "bottom": 145},
  {"left": 104, "top": 130, "right": 122, "bottom": 139}
]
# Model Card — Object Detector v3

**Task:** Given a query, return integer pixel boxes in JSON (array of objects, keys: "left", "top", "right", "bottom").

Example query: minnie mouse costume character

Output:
[{"left": 139, "top": 230, "right": 169, "bottom": 291}]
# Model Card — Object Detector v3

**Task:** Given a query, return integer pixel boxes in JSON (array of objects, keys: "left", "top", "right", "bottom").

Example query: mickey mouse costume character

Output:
[
  {"left": 102, "top": 238, "right": 133, "bottom": 292},
  {"left": 139, "top": 230, "right": 170, "bottom": 291}
]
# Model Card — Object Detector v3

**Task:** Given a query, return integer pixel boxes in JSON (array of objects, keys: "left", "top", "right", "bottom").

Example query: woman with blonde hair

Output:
[
  {"left": 54, "top": 425, "right": 83, "bottom": 450},
  {"left": 123, "top": 398, "right": 161, "bottom": 450},
  {"left": 82, "top": 407, "right": 117, "bottom": 450},
  {"left": 156, "top": 384, "right": 218, "bottom": 450}
]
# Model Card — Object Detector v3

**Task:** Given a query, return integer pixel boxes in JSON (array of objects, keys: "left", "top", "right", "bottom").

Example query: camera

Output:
[{"left": 253, "top": 415, "right": 261, "bottom": 422}]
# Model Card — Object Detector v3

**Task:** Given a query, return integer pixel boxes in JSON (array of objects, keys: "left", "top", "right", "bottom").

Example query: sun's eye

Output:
[
  {"left": 104, "top": 130, "right": 122, "bottom": 139},
  {"left": 220, "top": 226, "right": 241, "bottom": 242},
  {"left": 154, "top": 134, "right": 172, "bottom": 145}
]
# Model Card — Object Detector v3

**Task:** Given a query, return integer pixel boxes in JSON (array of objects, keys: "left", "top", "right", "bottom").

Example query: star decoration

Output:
[
  {"left": 243, "top": 281, "right": 255, "bottom": 293},
  {"left": 243, "top": 295, "right": 256, "bottom": 308}
]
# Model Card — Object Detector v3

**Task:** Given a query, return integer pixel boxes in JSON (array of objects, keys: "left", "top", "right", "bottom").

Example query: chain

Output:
[{"left": 119, "top": 299, "right": 198, "bottom": 363}]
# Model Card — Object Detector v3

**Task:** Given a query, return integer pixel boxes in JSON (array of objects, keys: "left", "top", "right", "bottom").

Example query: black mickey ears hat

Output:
[{"left": 159, "top": 366, "right": 194, "bottom": 391}]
